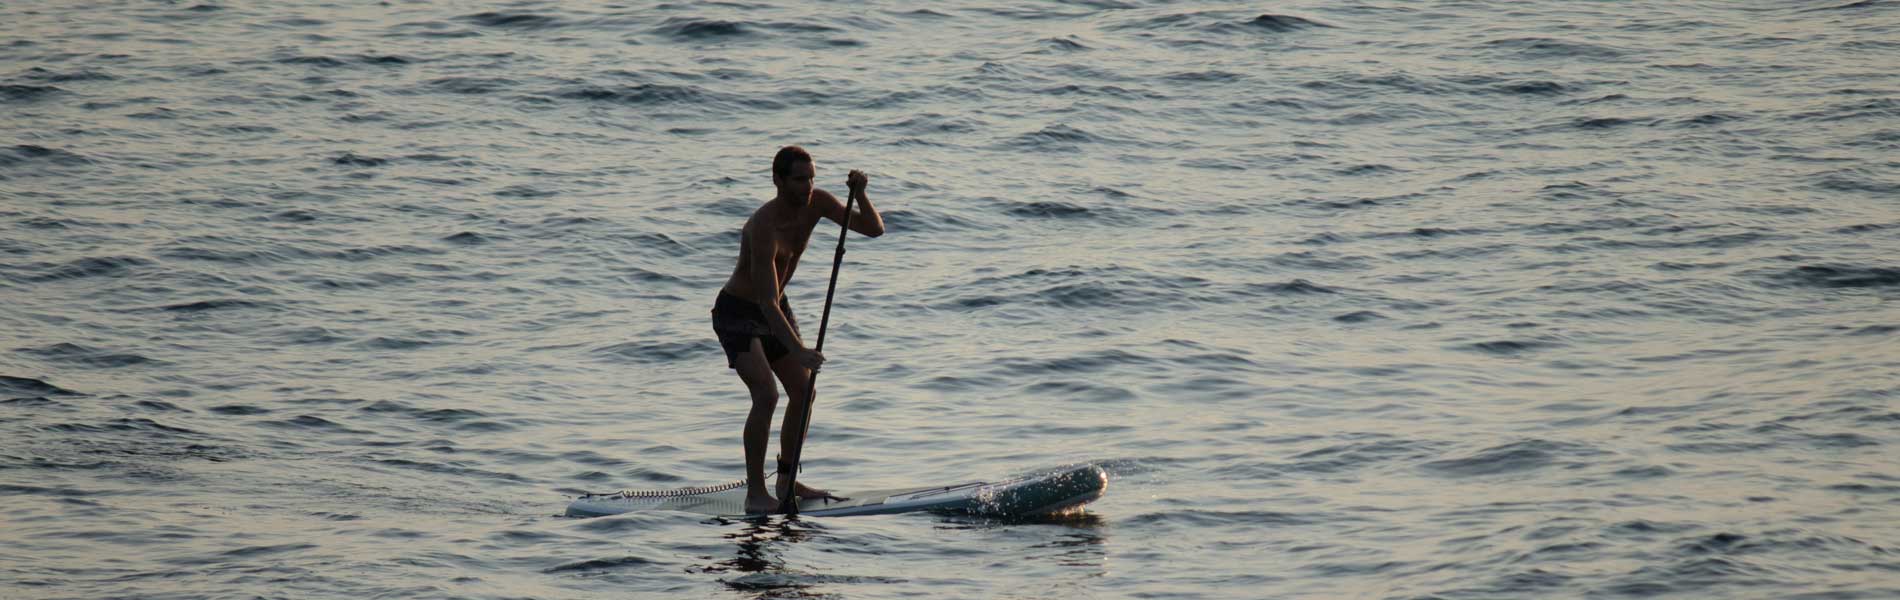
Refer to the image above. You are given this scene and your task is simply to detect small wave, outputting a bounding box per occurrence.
[1800,0,1884,12]
[333,152,387,167]
[1788,97,1900,122]
[1,144,93,168]
[424,76,516,95]
[0,84,63,103]
[1,375,80,398]
[1235,14,1335,33]
[1333,310,1387,323]
[1420,439,1599,477]
[151,299,272,313]
[1124,509,1317,528]
[1245,279,1338,295]
[656,17,755,40]
[1769,264,1900,289]
[594,340,707,364]
[46,418,199,436]
[16,67,115,82]
[462,12,561,29]
[1459,339,1563,356]
[1483,37,1625,60]
[556,83,719,106]
[1492,80,1572,95]
[16,343,160,368]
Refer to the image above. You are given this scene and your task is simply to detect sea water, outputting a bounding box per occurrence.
[3,1,1897,598]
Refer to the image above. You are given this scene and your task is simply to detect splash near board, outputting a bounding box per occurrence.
[566,464,1107,519]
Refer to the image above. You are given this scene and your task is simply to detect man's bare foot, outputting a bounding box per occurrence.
[793,481,847,502]
[744,493,779,515]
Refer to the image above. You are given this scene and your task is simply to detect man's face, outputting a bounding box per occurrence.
[776,160,815,205]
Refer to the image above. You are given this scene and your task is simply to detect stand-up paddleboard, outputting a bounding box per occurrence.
[566,464,1107,518]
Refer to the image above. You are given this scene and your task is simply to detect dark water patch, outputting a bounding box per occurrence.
[1165,70,1244,83]
[277,55,347,68]
[359,337,433,351]
[556,83,720,106]
[1844,324,1896,336]
[1,375,80,398]
[2,145,94,168]
[1767,264,1900,289]
[1679,112,1746,127]
[990,349,1157,376]
[1333,163,1399,176]
[443,231,495,245]
[1484,37,1626,61]
[1001,124,1113,152]
[0,84,63,103]
[278,327,348,345]
[375,458,526,483]
[1801,0,1887,12]
[656,17,756,40]
[1788,97,1900,122]
[143,299,272,313]
[1814,172,1900,195]
[15,67,115,83]
[1228,14,1334,33]
[1124,509,1317,528]
[494,184,554,198]
[616,267,687,286]
[258,415,363,433]
[333,152,387,167]
[1333,310,1386,323]
[46,418,200,436]
[1038,36,1091,52]
[208,404,270,416]
[424,76,516,95]
[1458,339,1564,356]
[1243,279,1338,295]
[595,340,707,364]
[1830,222,1898,235]
[1023,380,1135,403]
[1490,80,1573,96]
[1421,439,1600,477]
[1289,439,1444,475]
[1002,200,1096,220]
[462,12,561,29]
[16,343,159,368]
[1828,483,1900,494]
[876,112,984,135]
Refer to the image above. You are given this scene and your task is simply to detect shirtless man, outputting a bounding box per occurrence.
[711,145,885,514]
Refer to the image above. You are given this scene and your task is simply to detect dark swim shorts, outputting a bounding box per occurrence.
[711,290,798,369]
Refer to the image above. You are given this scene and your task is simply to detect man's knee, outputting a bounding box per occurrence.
[749,386,778,408]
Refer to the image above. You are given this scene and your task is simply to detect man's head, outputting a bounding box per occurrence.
[772,145,815,205]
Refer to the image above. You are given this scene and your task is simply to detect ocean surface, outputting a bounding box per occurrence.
[4,0,1898,598]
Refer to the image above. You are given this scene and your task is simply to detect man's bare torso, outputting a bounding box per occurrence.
[722,195,825,303]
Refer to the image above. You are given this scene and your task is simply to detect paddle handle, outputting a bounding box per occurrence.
[782,187,856,515]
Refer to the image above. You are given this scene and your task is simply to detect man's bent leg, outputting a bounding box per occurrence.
[734,338,781,514]
[769,353,843,502]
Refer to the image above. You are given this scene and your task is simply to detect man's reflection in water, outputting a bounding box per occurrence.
[691,511,1109,597]
[689,517,826,597]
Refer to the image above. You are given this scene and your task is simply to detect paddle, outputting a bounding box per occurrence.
[781,182,858,515]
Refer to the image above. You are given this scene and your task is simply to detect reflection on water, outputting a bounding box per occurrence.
[692,517,826,597]
[690,513,1113,597]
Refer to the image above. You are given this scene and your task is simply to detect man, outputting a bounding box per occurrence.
[711,145,885,514]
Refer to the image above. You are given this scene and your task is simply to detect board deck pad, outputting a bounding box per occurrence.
[566,464,1108,519]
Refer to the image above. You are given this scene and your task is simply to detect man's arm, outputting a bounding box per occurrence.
[747,227,822,368]
[816,170,883,238]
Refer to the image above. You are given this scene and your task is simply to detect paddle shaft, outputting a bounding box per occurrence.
[782,188,856,515]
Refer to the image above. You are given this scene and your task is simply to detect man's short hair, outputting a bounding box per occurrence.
[772,145,812,179]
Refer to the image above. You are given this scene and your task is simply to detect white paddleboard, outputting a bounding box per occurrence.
[566,464,1107,518]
